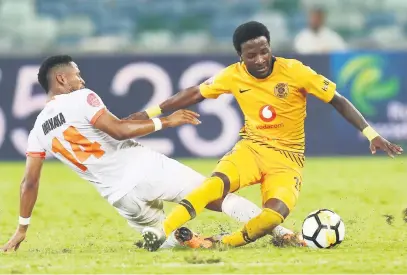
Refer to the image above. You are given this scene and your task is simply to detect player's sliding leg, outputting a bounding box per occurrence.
[112,188,207,250]
[112,191,183,249]
[143,172,230,251]
[162,162,240,238]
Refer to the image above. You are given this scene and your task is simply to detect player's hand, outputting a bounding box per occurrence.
[370,136,403,158]
[1,227,27,252]
[165,110,201,127]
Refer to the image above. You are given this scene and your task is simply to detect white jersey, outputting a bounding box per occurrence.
[27,88,140,202]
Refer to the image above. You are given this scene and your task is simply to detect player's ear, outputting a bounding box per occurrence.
[55,73,67,86]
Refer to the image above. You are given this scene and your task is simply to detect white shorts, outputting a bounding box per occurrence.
[111,145,206,232]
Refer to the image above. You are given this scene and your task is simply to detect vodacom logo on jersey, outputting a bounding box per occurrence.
[259,105,276,122]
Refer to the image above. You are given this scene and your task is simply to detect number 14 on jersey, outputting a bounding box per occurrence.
[52,126,105,171]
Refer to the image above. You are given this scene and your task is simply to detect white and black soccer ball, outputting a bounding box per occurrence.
[302,209,345,249]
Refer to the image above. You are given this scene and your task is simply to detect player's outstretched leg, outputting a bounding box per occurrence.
[143,164,239,252]
[142,177,226,252]
[220,198,291,247]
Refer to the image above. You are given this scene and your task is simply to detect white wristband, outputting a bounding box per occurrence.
[152,118,162,131]
[19,216,30,225]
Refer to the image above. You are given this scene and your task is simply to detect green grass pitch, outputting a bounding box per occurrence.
[1,157,406,273]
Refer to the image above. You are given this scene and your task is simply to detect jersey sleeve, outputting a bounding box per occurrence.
[81,90,107,124]
[26,130,46,158]
[296,62,336,103]
[199,68,232,99]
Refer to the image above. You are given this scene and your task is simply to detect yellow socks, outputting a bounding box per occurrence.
[222,208,284,247]
[163,176,224,236]
[221,231,246,247]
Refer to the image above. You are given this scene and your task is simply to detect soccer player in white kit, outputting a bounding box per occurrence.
[2,55,295,252]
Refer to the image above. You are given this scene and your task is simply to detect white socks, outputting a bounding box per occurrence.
[160,231,180,249]
[221,193,293,236]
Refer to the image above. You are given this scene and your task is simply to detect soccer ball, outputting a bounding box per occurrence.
[302,209,345,249]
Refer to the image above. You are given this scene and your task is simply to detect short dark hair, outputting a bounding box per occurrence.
[38,55,73,93]
[233,21,270,54]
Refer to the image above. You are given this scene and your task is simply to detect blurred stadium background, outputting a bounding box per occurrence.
[0,0,406,159]
[1,0,407,54]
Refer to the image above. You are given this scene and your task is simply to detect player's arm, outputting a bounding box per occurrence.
[329,92,369,132]
[82,90,200,140]
[124,86,204,120]
[134,70,231,119]
[94,109,200,141]
[329,92,403,157]
[2,156,44,252]
[298,62,403,157]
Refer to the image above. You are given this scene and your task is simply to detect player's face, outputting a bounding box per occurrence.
[68,62,86,91]
[240,36,272,79]
[61,62,86,92]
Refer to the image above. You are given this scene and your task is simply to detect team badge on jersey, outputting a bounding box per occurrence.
[274,83,289,98]
[87,93,101,107]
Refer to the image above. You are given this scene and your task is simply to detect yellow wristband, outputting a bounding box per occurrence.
[145,105,162,118]
[362,126,379,141]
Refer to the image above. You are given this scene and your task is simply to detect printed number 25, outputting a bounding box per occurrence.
[52,126,105,171]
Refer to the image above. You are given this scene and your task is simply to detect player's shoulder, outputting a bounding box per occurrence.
[275,57,312,77]
[69,88,99,100]
[275,57,305,69]
[65,88,104,107]
[217,62,241,77]
[203,62,240,85]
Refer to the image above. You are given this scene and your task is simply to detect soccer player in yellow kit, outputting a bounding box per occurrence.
[136,21,403,251]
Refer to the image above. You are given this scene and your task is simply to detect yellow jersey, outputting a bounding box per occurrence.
[199,57,336,154]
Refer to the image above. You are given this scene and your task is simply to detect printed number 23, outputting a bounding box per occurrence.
[52,126,105,171]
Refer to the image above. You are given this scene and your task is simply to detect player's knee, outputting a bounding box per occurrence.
[211,161,240,195]
[179,176,226,218]
[211,172,231,197]
[264,198,291,219]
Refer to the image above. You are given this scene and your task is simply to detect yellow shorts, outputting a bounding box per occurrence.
[214,139,304,211]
